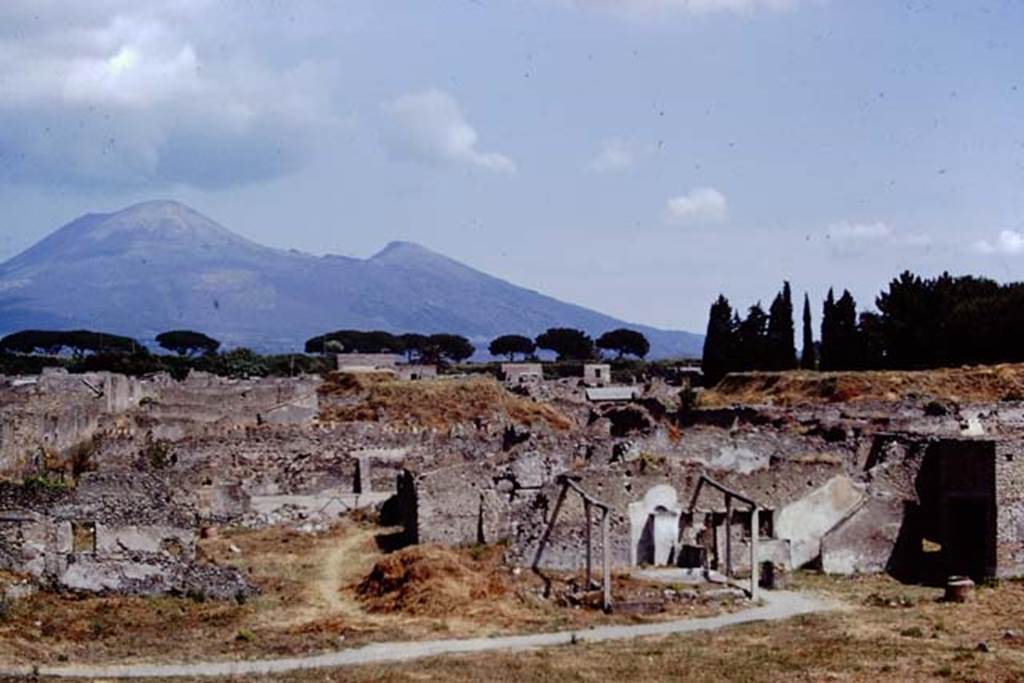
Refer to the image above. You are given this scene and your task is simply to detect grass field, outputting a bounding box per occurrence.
[196,573,1024,683]
[0,521,737,669]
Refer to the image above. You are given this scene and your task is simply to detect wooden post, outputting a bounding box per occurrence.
[750,506,759,601]
[531,481,569,571]
[724,494,733,580]
[601,507,611,612]
[584,500,593,589]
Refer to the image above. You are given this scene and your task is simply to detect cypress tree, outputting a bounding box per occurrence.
[701,295,737,386]
[800,293,816,369]
[737,303,769,371]
[834,290,859,369]
[766,281,796,370]
[820,288,836,371]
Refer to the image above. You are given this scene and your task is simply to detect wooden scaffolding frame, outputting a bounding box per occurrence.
[532,474,614,611]
[688,474,761,600]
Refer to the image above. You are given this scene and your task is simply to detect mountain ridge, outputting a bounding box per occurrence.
[0,201,704,357]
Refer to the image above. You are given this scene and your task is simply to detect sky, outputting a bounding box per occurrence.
[1,0,1023,334]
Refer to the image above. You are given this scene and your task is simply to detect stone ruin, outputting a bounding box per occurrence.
[583,363,611,388]
[335,353,437,381]
[2,363,1024,603]
[0,472,253,599]
[501,363,543,386]
[398,395,1024,590]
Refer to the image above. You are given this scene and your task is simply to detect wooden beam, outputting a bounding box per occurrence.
[601,507,612,612]
[750,506,760,601]
[531,481,570,572]
[724,494,733,579]
[584,500,593,588]
[689,474,758,511]
[560,476,611,511]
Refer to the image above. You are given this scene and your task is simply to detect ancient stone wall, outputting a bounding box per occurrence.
[995,438,1024,577]
[411,451,573,547]
[0,371,148,479]
[145,372,320,427]
[0,471,255,598]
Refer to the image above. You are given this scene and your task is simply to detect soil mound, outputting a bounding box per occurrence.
[356,545,509,617]
[700,364,1024,407]
[322,376,573,431]
[318,371,394,396]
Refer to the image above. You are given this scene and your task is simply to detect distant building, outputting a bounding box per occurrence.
[583,363,612,387]
[395,365,438,381]
[335,354,401,373]
[336,353,437,380]
[501,363,543,385]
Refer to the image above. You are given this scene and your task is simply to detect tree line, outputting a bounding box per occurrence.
[0,329,219,358]
[0,329,331,380]
[702,270,1024,385]
[304,330,475,364]
[489,327,649,361]
[305,326,650,363]
[702,282,799,385]
[1,324,652,367]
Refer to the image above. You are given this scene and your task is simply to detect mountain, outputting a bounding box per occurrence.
[0,201,703,357]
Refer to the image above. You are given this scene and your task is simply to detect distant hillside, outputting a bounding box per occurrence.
[0,201,704,357]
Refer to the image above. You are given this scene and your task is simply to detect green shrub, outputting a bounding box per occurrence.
[142,440,175,469]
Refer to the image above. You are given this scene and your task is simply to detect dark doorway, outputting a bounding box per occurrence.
[887,439,998,585]
[946,497,995,582]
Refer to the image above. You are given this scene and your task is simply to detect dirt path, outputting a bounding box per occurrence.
[263,525,379,629]
[313,528,371,616]
[4,591,837,680]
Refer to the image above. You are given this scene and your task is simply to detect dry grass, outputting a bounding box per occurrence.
[197,573,1024,683]
[357,544,511,617]
[1,523,735,670]
[0,581,253,666]
[31,564,1024,682]
[700,363,1024,407]
[320,376,574,431]
[318,371,395,397]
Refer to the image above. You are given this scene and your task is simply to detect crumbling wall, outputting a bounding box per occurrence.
[0,472,255,599]
[775,475,865,569]
[410,451,573,547]
[995,439,1024,578]
[145,373,321,428]
[820,497,905,574]
[500,456,846,572]
[0,371,148,478]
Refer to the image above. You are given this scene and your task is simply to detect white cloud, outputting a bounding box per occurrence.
[974,230,1024,255]
[825,221,931,258]
[588,138,651,172]
[0,2,335,189]
[575,0,799,15]
[664,187,728,225]
[381,90,516,174]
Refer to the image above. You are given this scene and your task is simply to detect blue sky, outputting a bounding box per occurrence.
[1,0,1022,333]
